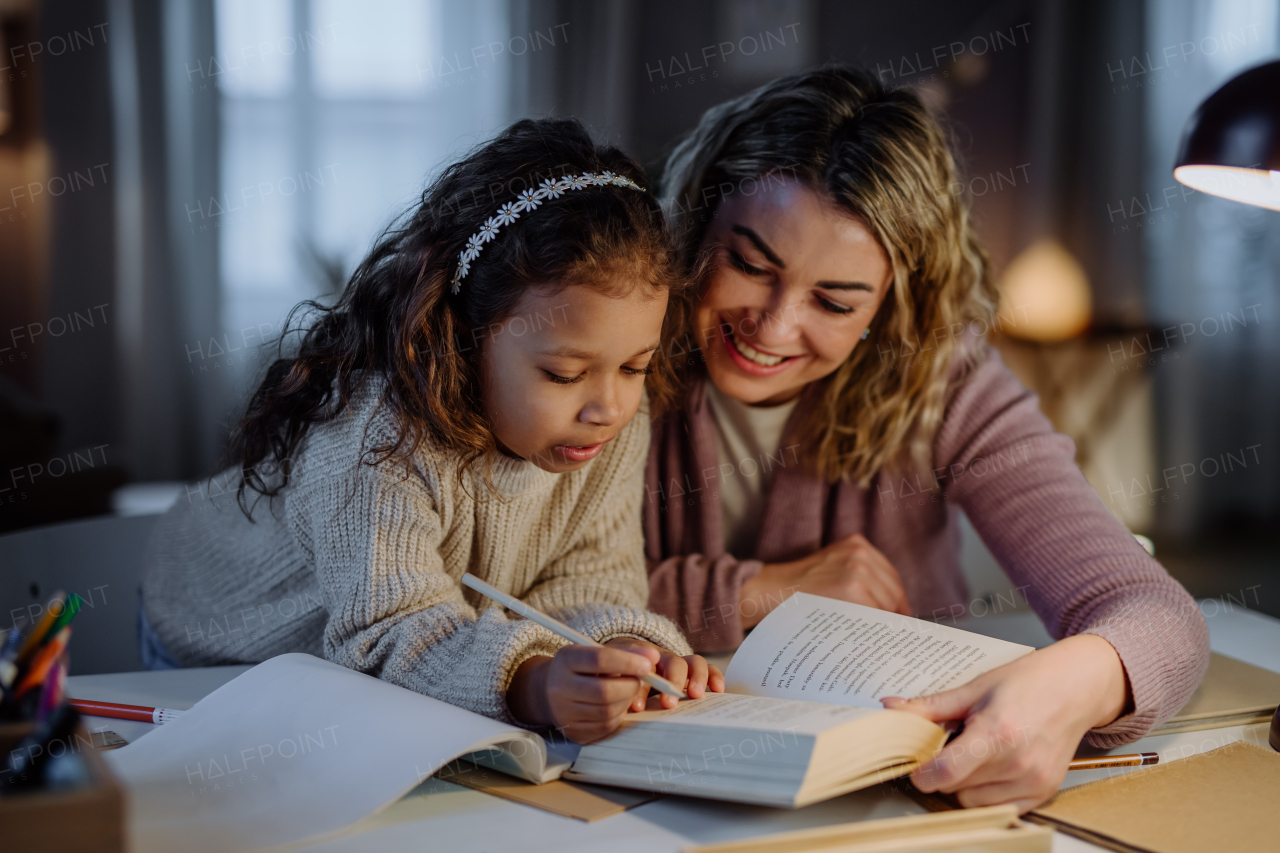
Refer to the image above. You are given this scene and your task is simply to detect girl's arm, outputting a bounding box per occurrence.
[286,454,565,725]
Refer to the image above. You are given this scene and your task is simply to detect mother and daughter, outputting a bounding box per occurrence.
[141,67,1208,812]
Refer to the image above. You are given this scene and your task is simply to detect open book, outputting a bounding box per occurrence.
[563,593,1033,807]
[104,597,1031,851]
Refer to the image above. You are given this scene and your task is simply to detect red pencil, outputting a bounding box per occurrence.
[69,699,185,724]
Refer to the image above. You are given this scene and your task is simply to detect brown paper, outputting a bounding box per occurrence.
[1030,740,1280,853]
[442,760,659,822]
[683,805,1052,853]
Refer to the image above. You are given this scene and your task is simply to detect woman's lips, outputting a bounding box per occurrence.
[555,441,608,462]
[719,323,802,377]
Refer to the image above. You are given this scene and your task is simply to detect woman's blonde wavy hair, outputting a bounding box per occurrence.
[661,66,998,487]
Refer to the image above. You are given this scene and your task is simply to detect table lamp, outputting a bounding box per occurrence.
[1175,59,1280,750]
[1173,59,1280,211]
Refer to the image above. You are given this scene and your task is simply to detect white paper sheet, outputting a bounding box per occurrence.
[104,654,546,853]
[726,593,1032,708]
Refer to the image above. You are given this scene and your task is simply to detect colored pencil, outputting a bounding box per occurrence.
[16,591,65,663]
[44,592,84,637]
[68,699,185,725]
[15,627,72,698]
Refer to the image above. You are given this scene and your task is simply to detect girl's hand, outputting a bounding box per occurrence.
[741,534,911,628]
[881,634,1132,814]
[603,637,725,710]
[507,644,658,744]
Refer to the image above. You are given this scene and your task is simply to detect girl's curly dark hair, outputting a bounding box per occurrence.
[228,118,685,511]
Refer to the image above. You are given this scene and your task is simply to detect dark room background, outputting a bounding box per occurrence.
[2,0,1278,623]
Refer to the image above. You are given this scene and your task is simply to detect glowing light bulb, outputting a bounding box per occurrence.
[997,238,1092,343]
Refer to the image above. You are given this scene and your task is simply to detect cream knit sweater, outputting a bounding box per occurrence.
[141,380,691,724]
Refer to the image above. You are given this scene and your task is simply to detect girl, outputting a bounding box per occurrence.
[645,68,1208,809]
[139,118,721,743]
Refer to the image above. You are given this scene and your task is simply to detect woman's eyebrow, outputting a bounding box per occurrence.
[730,224,786,268]
[816,280,875,293]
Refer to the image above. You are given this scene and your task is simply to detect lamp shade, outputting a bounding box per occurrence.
[1173,60,1280,211]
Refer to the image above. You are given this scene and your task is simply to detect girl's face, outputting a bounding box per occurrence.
[483,283,668,473]
[696,177,893,406]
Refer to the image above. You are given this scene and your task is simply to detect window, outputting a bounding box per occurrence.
[214,0,515,369]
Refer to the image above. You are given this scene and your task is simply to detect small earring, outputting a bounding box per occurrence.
[861,328,870,340]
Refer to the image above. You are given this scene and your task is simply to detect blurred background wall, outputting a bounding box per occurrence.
[1,0,1277,617]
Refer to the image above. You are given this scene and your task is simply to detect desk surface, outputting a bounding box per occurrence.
[66,603,1280,853]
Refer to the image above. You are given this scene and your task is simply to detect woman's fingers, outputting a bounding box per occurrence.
[707,664,725,693]
[852,544,911,614]
[907,727,993,794]
[952,779,1052,815]
[882,679,983,724]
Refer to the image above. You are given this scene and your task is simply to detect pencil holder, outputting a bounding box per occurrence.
[0,720,124,853]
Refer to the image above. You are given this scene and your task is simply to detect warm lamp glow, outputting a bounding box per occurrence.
[997,238,1092,343]
[1173,165,1280,211]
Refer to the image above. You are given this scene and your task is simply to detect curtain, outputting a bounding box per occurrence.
[1143,0,1280,536]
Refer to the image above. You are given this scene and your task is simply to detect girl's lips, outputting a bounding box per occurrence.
[719,324,803,377]
[555,441,608,462]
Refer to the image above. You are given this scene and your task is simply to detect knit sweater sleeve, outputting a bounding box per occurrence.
[938,347,1209,747]
[284,441,563,725]
[523,410,694,658]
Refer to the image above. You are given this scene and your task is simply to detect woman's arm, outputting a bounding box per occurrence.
[939,347,1208,745]
[647,552,764,653]
[882,347,1209,812]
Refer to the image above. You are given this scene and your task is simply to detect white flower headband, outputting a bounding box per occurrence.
[451,171,646,294]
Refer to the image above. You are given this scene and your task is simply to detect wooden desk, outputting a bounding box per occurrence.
[65,603,1280,853]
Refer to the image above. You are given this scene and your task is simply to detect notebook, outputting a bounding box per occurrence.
[1148,652,1280,735]
[1029,739,1280,853]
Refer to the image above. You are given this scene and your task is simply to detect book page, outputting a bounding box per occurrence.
[726,593,1032,708]
[625,691,880,736]
[103,654,549,853]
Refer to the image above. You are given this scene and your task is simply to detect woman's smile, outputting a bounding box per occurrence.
[719,321,804,377]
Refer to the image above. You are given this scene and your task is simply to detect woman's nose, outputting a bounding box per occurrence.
[748,285,805,345]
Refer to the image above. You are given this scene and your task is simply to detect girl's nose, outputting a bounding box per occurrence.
[579,384,622,427]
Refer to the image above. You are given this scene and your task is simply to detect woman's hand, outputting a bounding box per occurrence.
[506,640,724,744]
[881,634,1133,813]
[603,637,725,710]
[740,534,911,628]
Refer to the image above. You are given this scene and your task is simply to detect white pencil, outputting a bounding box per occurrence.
[461,573,689,700]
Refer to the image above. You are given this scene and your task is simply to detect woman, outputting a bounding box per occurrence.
[644,67,1208,812]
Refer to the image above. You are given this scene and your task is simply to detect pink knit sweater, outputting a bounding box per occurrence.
[644,345,1209,746]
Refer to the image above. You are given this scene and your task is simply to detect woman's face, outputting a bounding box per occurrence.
[695,177,893,406]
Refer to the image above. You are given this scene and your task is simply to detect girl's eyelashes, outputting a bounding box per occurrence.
[543,365,652,384]
[542,369,583,385]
